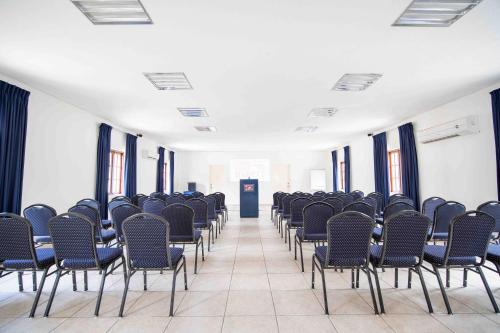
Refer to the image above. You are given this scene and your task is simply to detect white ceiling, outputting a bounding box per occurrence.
[0,0,499,151]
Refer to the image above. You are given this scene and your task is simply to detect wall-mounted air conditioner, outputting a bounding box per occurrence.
[418,116,479,144]
[141,149,158,160]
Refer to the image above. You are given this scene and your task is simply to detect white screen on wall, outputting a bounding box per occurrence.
[310,169,326,191]
[230,159,270,182]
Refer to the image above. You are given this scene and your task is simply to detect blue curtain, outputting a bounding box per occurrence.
[124,134,137,198]
[0,81,30,214]
[373,132,389,205]
[398,122,420,210]
[344,146,351,193]
[95,123,112,219]
[156,147,165,192]
[169,151,175,194]
[331,150,338,192]
[491,88,500,200]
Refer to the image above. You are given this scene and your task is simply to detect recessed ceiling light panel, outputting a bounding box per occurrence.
[71,0,153,25]
[309,107,338,118]
[295,126,318,133]
[178,108,209,117]
[195,126,217,132]
[332,74,382,91]
[144,73,193,90]
[393,0,483,27]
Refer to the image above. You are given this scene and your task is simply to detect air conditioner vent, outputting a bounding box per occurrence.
[144,72,192,90]
[71,0,153,25]
[195,126,217,132]
[418,116,479,144]
[178,108,208,117]
[309,107,338,118]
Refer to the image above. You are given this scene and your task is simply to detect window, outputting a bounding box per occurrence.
[163,162,169,193]
[108,150,124,194]
[388,149,402,194]
[340,161,345,191]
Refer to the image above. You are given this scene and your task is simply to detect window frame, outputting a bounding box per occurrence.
[340,161,345,191]
[108,150,124,195]
[388,149,402,194]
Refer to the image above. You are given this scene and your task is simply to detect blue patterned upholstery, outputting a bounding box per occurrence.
[204,195,217,220]
[366,192,383,215]
[289,197,312,226]
[108,198,130,215]
[372,227,383,242]
[23,204,56,241]
[3,248,55,269]
[63,248,123,269]
[161,204,197,243]
[422,197,446,221]
[370,245,417,266]
[295,228,326,241]
[431,201,465,240]
[282,194,297,218]
[143,198,166,217]
[300,202,335,241]
[0,213,37,264]
[101,220,112,229]
[170,229,202,242]
[343,201,375,219]
[349,190,364,201]
[388,194,408,204]
[166,195,185,206]
[322,197,343,215]
[77,198,99,211]
[487,245,500,264]
[100,229,116,242]
[383,202,415,221]
[315,246,367,267]
[111,203,142,242]
[424,245,476,266]
[150,192,167,201]
[477,201,500,233]
[68,204,115,243]
[310,195,324,202]
[185,198,209,227]
[133,194,148,209]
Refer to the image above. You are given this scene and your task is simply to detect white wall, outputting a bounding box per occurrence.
[175,151,331,206]
[0,73,163,214]
[340,83,499,209]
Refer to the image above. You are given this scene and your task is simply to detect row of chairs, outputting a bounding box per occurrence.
[271,190,500,315]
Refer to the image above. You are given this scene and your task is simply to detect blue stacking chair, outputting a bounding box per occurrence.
[311,211,378,315]
[161,204,204,274]
[367,192,384,217]
[214,192,228,224]
[477,201,500,241]
[192,191,204,198]
[422,197,446,221]
[274,193,287,227]
[68,205,116,246]
[310,195,325,202]
[279,194,297,237]
[322,197,343,215]
[131,194,148,209]
[349,190,364,201]
[388,193,408,204]
[0,213,56,317]
[44,213,126,317]
[186,198,214,250]
[205,195,221,237]
[423,211,499,314]
[294,202,335,272]
[486,244,500,277]
[271,192,282,222]
[166,195,185,206]
[119,213,187,317]
[77,198,112,229]
[111,196,131,202]
[143,197,166,216]
[286,197,313,250]
[108,197,130,217]
[111,203,142,245]
[313,191,326,196]
[372,201,415,243]
[23,204,57,245]
[213,193,224,227]
[343,201,376,219]
[338,193,354,207]
[430,201,465,241]
[150,192,167,201]
[370,211,433,313]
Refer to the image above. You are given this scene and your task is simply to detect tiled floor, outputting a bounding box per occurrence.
[0,211,499,332]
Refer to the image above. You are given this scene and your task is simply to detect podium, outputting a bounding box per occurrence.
[240,179,258,218]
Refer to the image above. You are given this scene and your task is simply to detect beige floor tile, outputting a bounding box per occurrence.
[175,291,227,316]
[272,290,324,315]
[329,314,393,333]
[225,290,275,316]
[0,317,65,333]
[124,291,185,317]
[222,316,278,333]
[108,316,171,333]
[433,314,500,333]
[230,274,270,290]
[382,314,452,333]
[166,316,223,333]
[314,289,376,315]
[189,273,232,291]
[266,260,301,273]
[268,273,309,290]
[277,315,337,333]
[51,317,118,333]
[233,260,267,274]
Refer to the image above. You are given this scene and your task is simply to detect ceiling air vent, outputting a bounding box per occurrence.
[393,0,483,27]
[195,126,217,132]
[309,107,338,118]
[332,74,382,91]
[71,0,153,25]
[178,108,208,117]
[295,126,318,133]
[144,72,193,90]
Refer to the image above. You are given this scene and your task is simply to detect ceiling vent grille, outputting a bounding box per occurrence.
[144,72,193,90]
[71,0,153,25]
[332,74,382,91]
[195,126,217,132]
[295,126,318,133]
[178,108,208,117]
[393,0,483,27]
[309,107,338,118]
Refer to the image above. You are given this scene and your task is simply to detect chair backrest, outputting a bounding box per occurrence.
[383,202,415,220]
[213,193,222,211]
[290,197,313,223]
[310,195,325,202]
[150,192,166,201]
[390,197,415,207]
[366,192,383,215]
[122,213,173,269]
[322,197,343,215]
[185,198,208,224]
[337,193,353,207]
[302,202,335,237]
[343,201,375,219]
[68,204,102,238]
[445,211,495,265]
[388,193,408,204]
[76,198,100,211]
[477,201,500,233]
[422,197,446,221]
[143,198,167,216]
[433,201,466,235]
[278,193,288,211]
[214,192,226,207]
[23,204,57,237]
[192,191,204,198]
[325,211,374,267]
[358,197,378,213]
[380,211,431,266]
[111,203,142,242]
[349,190,364,201]
[302,192,313,197]
[108,198,130,215]
[204,195,217,218]
[131,194,147,207]
[272,192,282,206]
[282,194,297,216]
[324,192,338,198]
[161,204,195,241]
[313,191,326,196]
[166,195,186,206]
[0,213,36,264]
[112,196,131,202]
[172,192,183,196]
[49,213,98,268]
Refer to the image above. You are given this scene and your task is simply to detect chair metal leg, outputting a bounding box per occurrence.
[170,264,178,316]
[299,240,304,272]
[408,268,412,289]
[311,255,315,289]
[72,271,77,291]
[416,266,433,313]
[84,270,88,291]
[211,225,215,244]
[288,227,292,251]
[432,265,452,314]
[95,266,109,316]
[44,269,62,317]
[32,269,37,292]
[356,269,360,288]
[395,268,398,288]
[122,256,127,283]
[183,256,188,290]
[18,272,23,292]
[284,225,288,244]
[372,264,385,313]
[294,235,297,260]
[463,268,468,287]
[201,237,205,260]
[29,268,48,317]
[477,267,499,313]
[365,267,379,315]
[119,271,132,317]
[320,266,329,315]
[143,270,147,291]
[351,269,355,289]
[195,241,199,274]
[446,268,450,288]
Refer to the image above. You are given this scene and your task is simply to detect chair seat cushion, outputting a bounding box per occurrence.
[370,244,417,267]
[34,235,52,244]
[194,221,211,229]
[63,248,123,269]
[296,228,327,241]
[130,247,184,268]
[2,248,55,269]
[315,246,367,267]
[97,229,116,243]
[170,230,202,243]
[208,214,217,221]
[287,221,303,227]
[424,245,476,266]
[375,217,384,225]
[432,232,448,240]
[487,244,500,264]
[372,227,383,242]
[101,219,112,229]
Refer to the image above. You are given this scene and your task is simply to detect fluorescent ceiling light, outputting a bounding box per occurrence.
[195,126,217,132]
[332,73,382,91]
[295,126,318,133]
[309,107,338,118]
[71,0,153,25]
[144,73,193,90]
[178,108,209,117]
[393,0,483,27]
